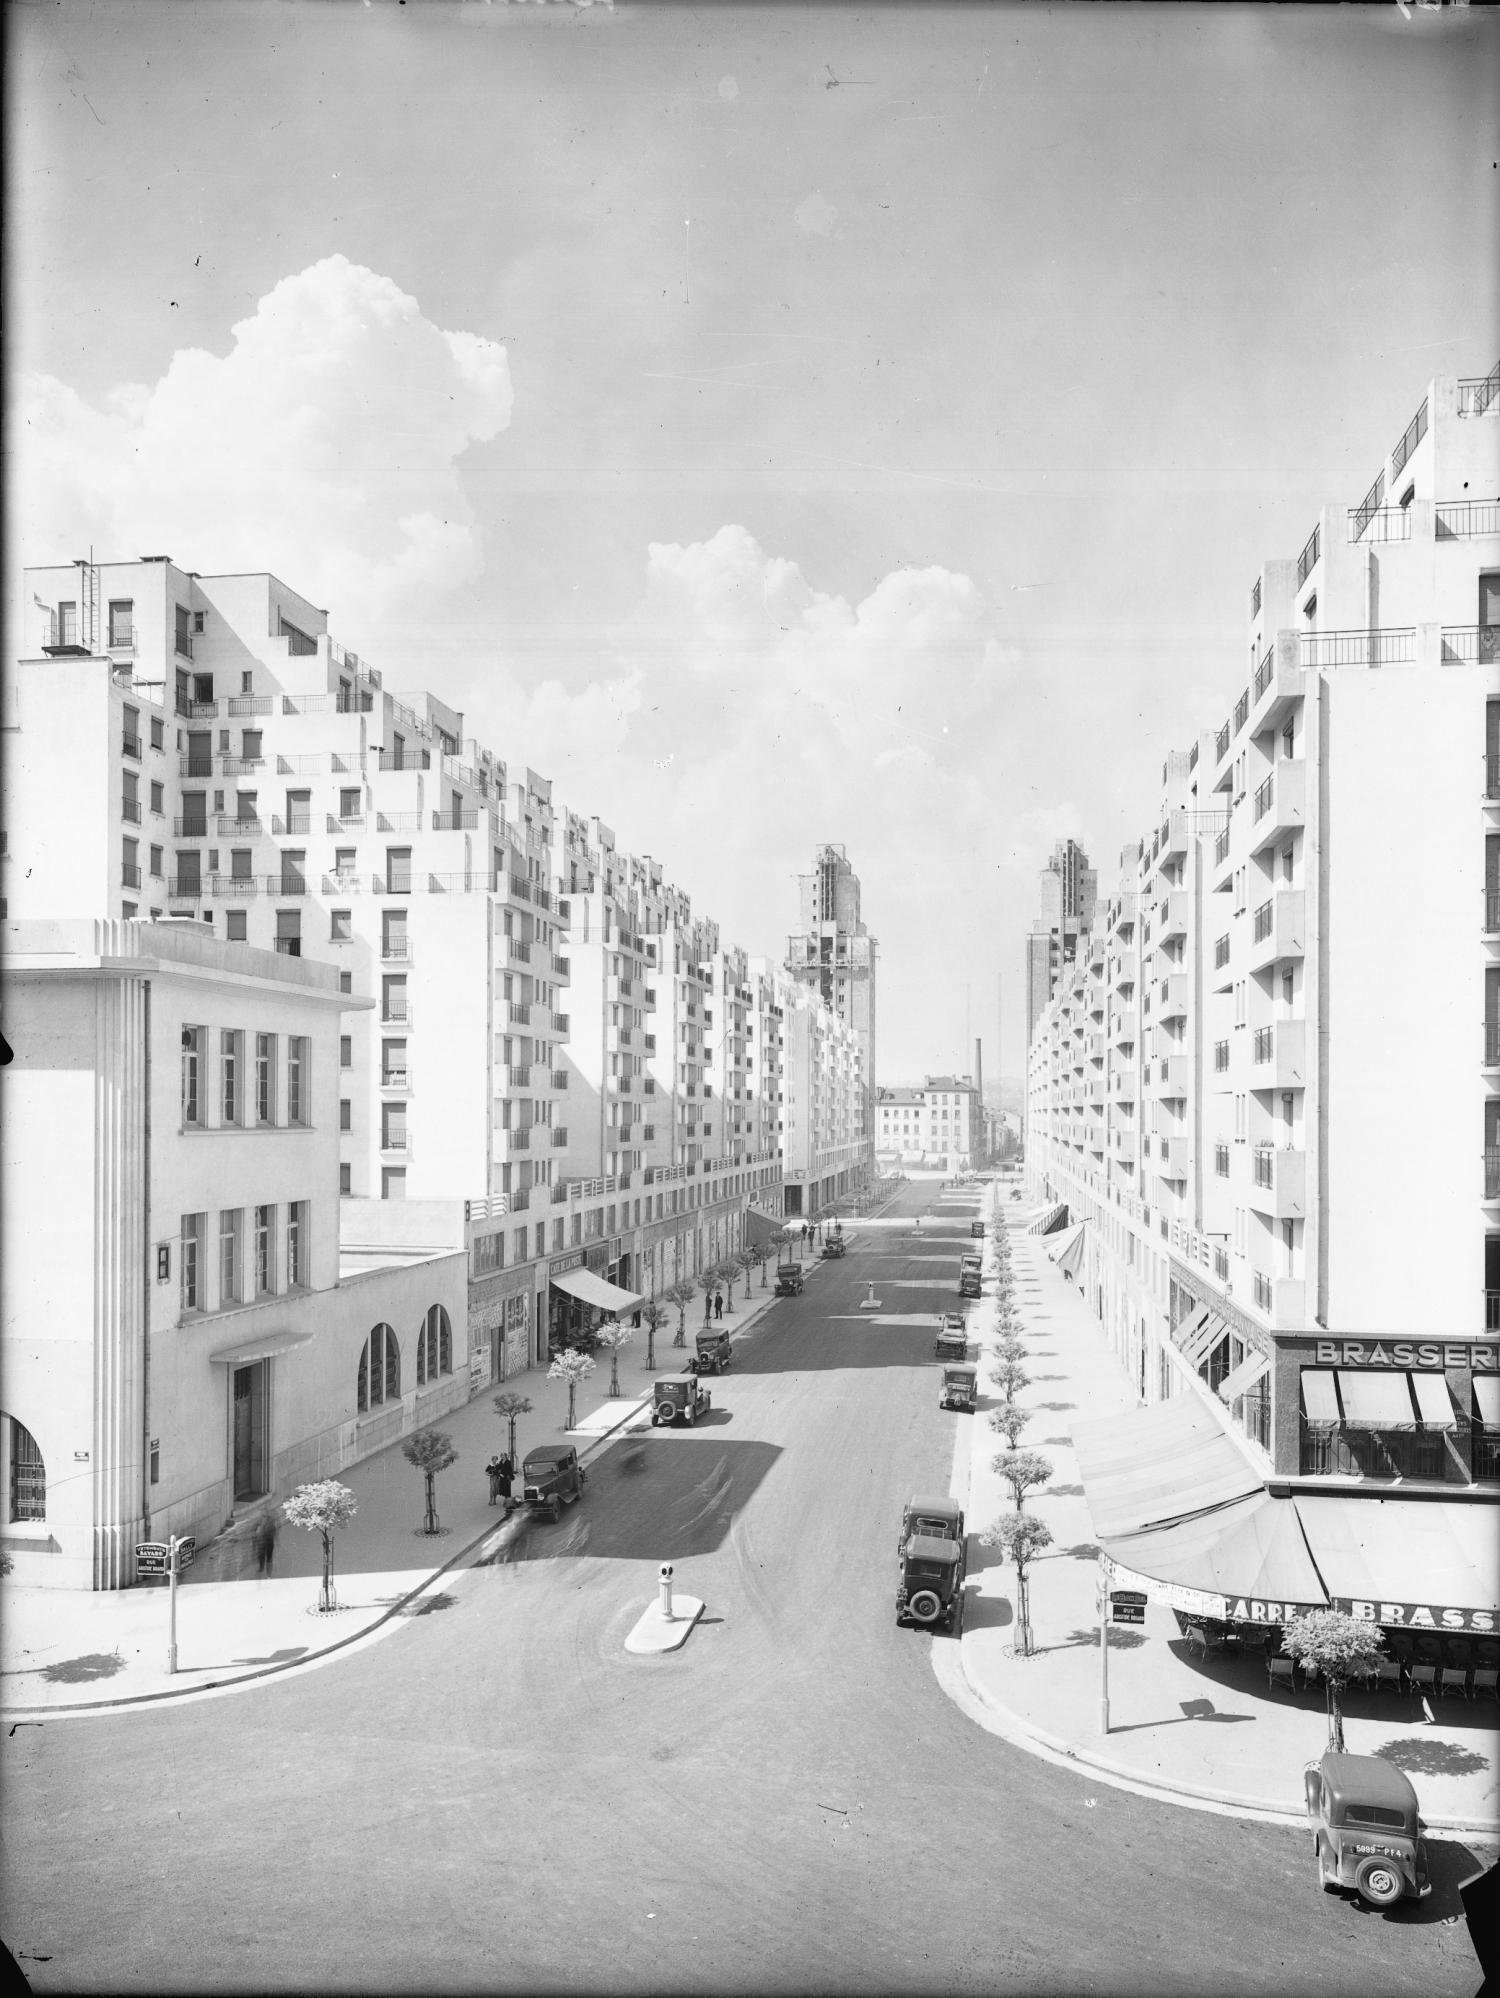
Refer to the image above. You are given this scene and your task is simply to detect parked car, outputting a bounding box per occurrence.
[821,1236,847,1259]
[1305,1752,1430,1908]
[897,1530,965,1631]
[652,1373,712,1426]
[934,1313,968,1361]
[959,1254,983,1298]
[969,1220,985,1239]
[691,1326,733,1375]
[520,1444,587,1522]
[940,1363,978,1412]
[898,1494,966,1566]
[774,1262,805,1296]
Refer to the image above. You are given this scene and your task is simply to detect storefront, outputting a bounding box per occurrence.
[1278,1335,1500,1485]
[546,1249,642,1357]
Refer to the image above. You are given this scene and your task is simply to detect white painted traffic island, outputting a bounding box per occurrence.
[859,1280,883,1310]
[625,1595,704,1654]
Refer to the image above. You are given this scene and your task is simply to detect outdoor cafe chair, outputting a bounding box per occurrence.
[1409,1662,1439,1697]
[1437,1666,1470,1699]
[1267,1654,1297,1694]
[1472,1667,1499,1701]
[1375,1659,1405,1695]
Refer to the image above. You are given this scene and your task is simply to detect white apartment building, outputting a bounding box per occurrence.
[786,843,878,1142]
[1026,360,1500,1522]
[876,1075,985,1170]
[0,918,466,1588]
[774,973,868,1217]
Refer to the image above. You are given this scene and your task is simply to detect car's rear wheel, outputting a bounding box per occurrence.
[1355,1858,1404,1909]
[1317,1842,1340,1893]
[907,1589,943,1624]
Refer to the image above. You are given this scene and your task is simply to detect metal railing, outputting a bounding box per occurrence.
[1346,504,1410,544]
[432,810,478,830]
[1296,523,1321,588]
[1214,1040,1229,1072]
[276,754,323,776]
[382,1068,409,1088]
[1488,891,1500,934]
[1436,499,1500,538]
[378,750,431,771]
[1214,827,1230,866]
[1390,398,1428,480]
[1253,650,1275,701]
[506,1066,531,1087]
[122,732,141,759]
[551,1072,568,1090]
[173,818,209,839]
[228,695,273,715]
[1233,689,1249,734]
[166,876,201,898]
[1252,1148,1274,1189]
[1214,1144,1229,1177]
[1350,468,1386,541]
[1253,776,1274,821]
[1252,1026,1274,1063]
[1486,1150,1500,1201]
[220,815,262,836]
[1298,627,1415,668]
[1215,722,1230,764]
[381,939,410,960]
[1250,576,1261,617]
[1458,364,1499,417]
[272,814,311,836]
[209,876,258,897]
[269,875,308,896]
[1253,901,1274,943]
[1442,626,1498,665]
[1488,1022,1500,1067]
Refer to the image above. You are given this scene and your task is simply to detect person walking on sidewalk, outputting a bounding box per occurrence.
[496,1453,514,1511]
[714,1290,724,1322]
[485,1455,504,1505]
[253,1509,279,1576]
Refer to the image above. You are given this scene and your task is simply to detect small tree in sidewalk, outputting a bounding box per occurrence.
[283,1479,357,1613]
[402,1429,458,1536]
[1282,1609,1386,1752]
[594,1321,633,1396]
[988,1402,1032,1449]
[640,1300,667,1371]
[734,1246,757,1302]
[697,1268,720,1323]
[492,1392,533,1466]
[989,1356,1030,1403]
[548,1347,595,1430]
[992,1449,1054,1512]
[664,1279,697,1347]
[981,1511,1052,1658]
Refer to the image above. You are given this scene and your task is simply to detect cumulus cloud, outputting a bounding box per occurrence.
[15,255,511,622]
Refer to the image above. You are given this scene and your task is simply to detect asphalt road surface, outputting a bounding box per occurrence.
[1,1185,1486,1995]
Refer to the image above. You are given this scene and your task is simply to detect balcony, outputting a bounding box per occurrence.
[218,815,263,838]
[509,1003,532,1027]
[1297,627,1414,670]
[121,797,142,825]
[550,1071,569,1090]
[122,731,141,759]
[608,1075,634,1095]
[1484,1148,1500,1202]
[1458,364,1499,417]
[1247,1145,1306,1218]
[552,954,570,979]
[506,1066,532,1088]
[1486,1022,1500,1071]
[1110,1010,1138,1047]
[1157,891,1189,941]
[507,1129,531,1151]
[328,813,366,833]
[209,874,259,898]
[381,1130,410,1154]
[1248,889,1305,971]
[381,1067,410,1090]
[266,875,308,897]
[1248,760,1306,855]
[1442,626,1500,667]
[173,818,210,840]
[1145,1055,1188,1099]
[272,814,312,837]
[1249,1018,1306,1090]
[1157,974,1188,1020]
[166,876,202,900]
[228,694,273,715]
[1085,1033,1105,1062]
[1152,1133,1188,1180]
[508,1187,531,1213]
[378,749,431,771]
[432,809,479,831]
[551,1127,568,1147]
[506,939,532,965]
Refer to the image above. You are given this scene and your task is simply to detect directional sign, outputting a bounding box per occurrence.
[1111,1602,1146,1626]
[135,1542,170,1575]
[173,1536,196,1571]
[1110,1590,1148,1607]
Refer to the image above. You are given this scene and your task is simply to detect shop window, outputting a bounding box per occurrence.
[357,1324,400,1412]
[8,1418,46,1522]
[416,1304,453,1386]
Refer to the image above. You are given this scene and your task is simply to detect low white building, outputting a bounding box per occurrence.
[1,918,466,1588]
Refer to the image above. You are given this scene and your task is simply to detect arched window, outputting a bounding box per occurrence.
[416,1304,452,1387]
[357,1324,400,1413]
[8,1418,46,1522]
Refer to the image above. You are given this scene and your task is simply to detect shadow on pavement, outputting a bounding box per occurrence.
[39,1652,125,1684]
[731,1325,938,1375]
[1382,1839,1492,1927]
[1374,1736,1493,1777]
[504,1436,783,1563]
[962,1589,1014,1631]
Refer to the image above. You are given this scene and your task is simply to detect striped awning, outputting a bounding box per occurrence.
[1216,1348,1271,1404]
[1300,1368,1340,1426]
[1338,1370,1417,1431]
[1410,1372,1456,1431]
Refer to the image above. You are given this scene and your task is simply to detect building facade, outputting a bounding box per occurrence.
[1025,361,1500,1510]
[786,843,878,1144]
[875,1074,985,1170]
[1024,837,1098,1045]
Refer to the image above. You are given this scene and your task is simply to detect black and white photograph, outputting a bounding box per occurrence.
[2,1,1497,1991]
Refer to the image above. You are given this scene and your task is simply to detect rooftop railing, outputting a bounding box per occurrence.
[1349,467,1385,541]
[1390,397,1428,480]
[1346,505,1410,544]
[1458,363,1499,417]
[1436,499,1500,539]
[1296,523,1321,588]
[1297,627,1415,668]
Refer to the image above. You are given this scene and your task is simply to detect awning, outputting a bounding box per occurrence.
[1300,1368,1341,1425]
[1410,1372,1457,1431]
[1176,1305,1229,1370]
[1216,1348,1271,1404]
[1475,1374,1500,1428]
[549,1267,643,1313]
[1071,1397,1264,1540]
[1295,1496,1500,1620]
[208,1328,315,1365]
[1026,1202,1068,1236]
[1100,1489,1327,1613]
[1337,1370,1416,1430]
[1043,1222,1086,1275]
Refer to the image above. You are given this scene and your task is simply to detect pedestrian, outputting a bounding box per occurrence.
[252,1509,279,1576]
[485,1455,504,1505]
[496,1453,514,1510]
[714,1289,724,1321]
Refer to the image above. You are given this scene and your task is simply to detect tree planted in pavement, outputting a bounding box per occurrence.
[402,1428,458,1536]
[992,1448,1054,1511]
[593,1320,633,1396]
[548,1347,595,1430]
[989,1357,1030,1403]
[283,1479,357,1613]
[492,1391,533,1466]
[698,1267,721,1322]
[981,1510,1052,1657]
[734,1246,757,1301]
[988,1402,1032,1449]
[664,1279,697,1348]
[1282,1609,1387,1752]
[640,1300,667,1371]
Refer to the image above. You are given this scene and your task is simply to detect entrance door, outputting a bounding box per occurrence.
[232,1361,267,1499]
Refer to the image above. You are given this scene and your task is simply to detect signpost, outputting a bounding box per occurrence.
[1097,1569,1152,1734]
[1110,1590,1147,1627]
[137,1535,195,1672]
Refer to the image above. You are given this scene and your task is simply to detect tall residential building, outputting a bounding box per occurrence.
[786,843,878,1141]
[1025,360,1500,1552]
[1024,837,1098,1042]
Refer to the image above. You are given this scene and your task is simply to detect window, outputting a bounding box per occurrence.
[150,780,165,816]
[8,1419,45,1523]
[181,1026,205,1125]
[340,1097,352,1132]
[416,1304,453,1386]
[108,599,134,647]
[383,911,408,959]
[340,1035,352,1069]
[242,730,263,762]
[241,670,254,695]
[340,789,361,820]
[222,1030,242,1124]
[226,911,248,942]
[230,849,252,881]
[275,909,302,957]
[219,1209,242,1305]
[256,1035,275,1123]
[383,976,408,1023]
[331,909,352,942]
[254,1205,274,1294]
[150,845,164,879]
[386,847,412,894]
[288,1037,309,1125]
[150,715,165,752]
[286,1201,307,1288]
[357,1323,401,1412]
[382,1103,407,1150]
[175,604,192,657]
[339,971,352,995]
[382,1167,406,1200]
[181,1213,205,1310]
[383,1040,407,1086]
[57,600,78,646]
[339,1163,352,1195]
[279,614,317,656]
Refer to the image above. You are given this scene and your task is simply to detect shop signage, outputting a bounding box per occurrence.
[135,1542,170,1575]
[549,1252,584,1278]
[1222,1596,1322,1626]
[1339,1599,1496,1634]
[1311,1340,1498,1372]
[1099,1559,1225,1621]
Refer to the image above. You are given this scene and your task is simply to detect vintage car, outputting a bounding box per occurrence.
[821,1236,847,1259]
[774,1262,805,1297]
[1305,1752,1430,1908]
[520,1444,587,1522]
[897,1537,964,1630]
[934,1313,968,1361]
[652,1373,712,1426]
[959,1254,983,1299]
[970,1220,985,1239]
[940,1363,978,1412]
[898,1494,966,1568]
[690,1326,733,1376]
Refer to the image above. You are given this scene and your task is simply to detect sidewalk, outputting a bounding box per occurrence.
[0,1270,798,1718]
[948,1191,1500,1836]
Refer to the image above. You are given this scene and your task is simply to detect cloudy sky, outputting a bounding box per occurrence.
[10,0,1495,1080]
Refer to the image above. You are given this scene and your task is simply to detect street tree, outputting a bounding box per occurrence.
[640,1300,667,1371]
[492,1391,533,1465]
[734,1246,757,1301]
[716,1259,742,1314]
[402,1428,458,1536]
[664,1278,697,1347]
[981,1510,1052,1657]
[992,1448,1054,1511]
[988,1402,1032,1449]
[994,1333,1026,1364]
[989,1356,1030,1402]
[753,1244,770,1289]
[1282,1609,1387,1753]
[547,1347,595,1430]
[698,1267,721,1322]
[593,1321,633,1396]
[283,1479,357,1613]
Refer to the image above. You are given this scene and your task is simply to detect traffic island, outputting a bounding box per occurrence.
[625,1565,704,1654]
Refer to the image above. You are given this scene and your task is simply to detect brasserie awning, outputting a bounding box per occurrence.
[1300,1368,1341,1425]
[1475,1374,1500,1427]
[1027,1202,1068,1236]
[1295,1496,1500,1619]
[1216,1348,1271,1404]
[549,1267,643,1313]
[208,1328,315,1365]
[1337,1370,1417,1430]
[1101,1488,1326,1611]
[1072,1397,1263,1540]
[1410,1372,1457,1431]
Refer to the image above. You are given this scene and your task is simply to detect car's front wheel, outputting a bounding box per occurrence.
[1355,1858,1404,1909]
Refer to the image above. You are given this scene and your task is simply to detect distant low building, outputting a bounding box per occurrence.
[876,1075,983,1169]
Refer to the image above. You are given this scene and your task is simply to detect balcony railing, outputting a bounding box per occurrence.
[1436,499,1500,539]
[378,750,431,771]
[269,875,308,896]
[173,817,209,839]
[1486,1149,1500,1201]
[1441,626,1498,665]
[1233,689,1249,735]
[1487,890,1500,934]
[1252,1026,1274,1063]
[122,732,141,759]
[508,1129,531,1150]
[1458,364,1499,417]
[382,1129,410,1152]
[507,940,531,965]
[166,876,202,898]
[1487,1022,1500,1068]
[507,1066,531,1087]
[228,695,273,716]
[209,875,258,897]
[554,1012,571,1034]
[1215,722,1230,765]
[432,810,478,831]
[1252,1147,1274,1189]
[1250,576,1261,618]
[1348,504,1410,545]
[1214,1041,1229,1073]
[1253,776,1274,821]
[381,938,410,960]
[551,1072,568,1090]
[1296,523,1321,589]
[1297,627,1414,669]
[382,1068,409,1089]
[272,814,311,836]
[219,816,262,837]
[121,862,142,888]
[1349,468,1385,541]
[509,1003,532,1026]
[1390,397,1428,479]
[552,1128,568,1147]
[1252,650,1275,702]
[1253,901,1273,942]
